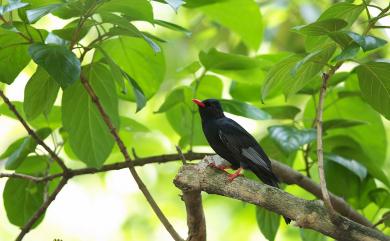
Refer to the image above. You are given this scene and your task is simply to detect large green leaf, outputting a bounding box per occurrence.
[0,1,29,15]
[95,37,165,100]
[323,118,367,133]
[219,99,271,120]
[28,43,80,89]
[0,101,61,129]
[197,0,263,49]
[356,62,390,120]
[262,45,335,100]
[300,229,326,241]
[261,55,302,100]
[325,153,361,199]
[268,125,316,153]
[229,81,261,102]
[199,48,260,70]
[0,30,31,84]
[156,86,192,113]
[52,18,94,41]
[324,153,367,181]
[256,207,280,241]
[62,63,119,168]
[345,32,387,52]
[3,178,45,227]
[23,67,59,120]
[293,18,347,36]
[261,106,301,120]
[369,188,390,209]
[26,3,63,23]
[260,136,296,167]
[1,128,51,170]
[97,0,153,22]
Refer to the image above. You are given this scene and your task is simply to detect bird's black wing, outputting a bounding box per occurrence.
[217,118,272,172]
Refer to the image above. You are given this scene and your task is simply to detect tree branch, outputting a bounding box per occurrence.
[80,74,184,241]
[0,90,69,172]
[174,160,390,241]
[0,152,372,227]
[15,178,68,241]
[182,190,206,241]
[316,72,336,217]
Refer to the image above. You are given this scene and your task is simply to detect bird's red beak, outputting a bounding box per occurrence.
[192,98,205,108]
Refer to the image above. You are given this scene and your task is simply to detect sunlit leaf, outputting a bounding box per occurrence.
[219,99,271,120]
[26,3,63,23]
[268,125,316,153]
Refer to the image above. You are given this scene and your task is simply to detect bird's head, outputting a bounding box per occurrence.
[192,98,225,121]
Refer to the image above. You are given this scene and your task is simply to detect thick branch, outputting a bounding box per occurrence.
[80,74,184,241]
[15,178,68,241]
[174,161,390,241]
[0,152,371,227]
[0,90,69,172]
[182,191,206,241]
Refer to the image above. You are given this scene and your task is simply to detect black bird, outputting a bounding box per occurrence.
[192,98,291,224]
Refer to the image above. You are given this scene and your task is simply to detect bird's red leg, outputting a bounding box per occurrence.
[208,162,231,173]
[228,167,243,182]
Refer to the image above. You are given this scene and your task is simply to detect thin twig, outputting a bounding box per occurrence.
[0,173,43,182]
[176,145,187,164]
[316,68,341,219]
[0,90,69,172]
[80,74,184,241]
[15,178,68,241]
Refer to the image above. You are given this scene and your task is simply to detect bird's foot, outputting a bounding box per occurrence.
[227,167,243,182]
[208,162,231,173]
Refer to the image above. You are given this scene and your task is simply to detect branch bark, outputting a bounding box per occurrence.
[80,74,184,241]
[174,160,390,241]
[182,191,206,241]
[0,152,372,227]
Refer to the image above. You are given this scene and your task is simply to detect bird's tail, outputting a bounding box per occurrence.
[250,165,291,224]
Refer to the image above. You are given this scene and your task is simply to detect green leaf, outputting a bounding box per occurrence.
[154,19,190,35]
[261,55,302,100]
[23,67,60,120]
[0,30,31,84]
[199,48,260,70]
[325,153,361,199]
[156,87,192,113]
[262,106,301,120]
[184,0,228,8]
[293,18,347,36]
[28,43,81,89]
[52,18,94,41]
[268,125,316,153]
[176,61,201,75]
[299,72,349,95]
[324,153,367,181]
[193,75,223,100]
[120,116,149,132]
[229,81,261,102]
[346,32,387,52]
[356,62,390,120]
[0,1,29,15]
[197,0,263,49]
[219,99,271,120]
[97,0,153,22]
[62,63,119,168]
[260,136,296,167]
[26,3,63,23]
[0,101,61,129]
[122,71,146,112]
[369,188,390,208]
[3,178,45,227]
[332,43,360,62]
[95,37,165,100]
[3,128,51,170]
[256,206,280,241]
[323,119,367,132]
[318,3,363,25]
[300,229,326,241]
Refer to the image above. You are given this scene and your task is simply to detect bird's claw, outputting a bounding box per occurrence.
[208,162,231,173]
[227,173,243,182]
